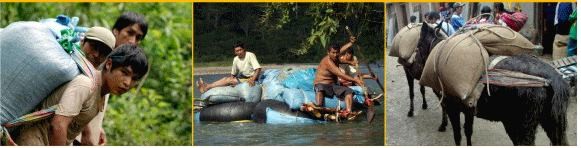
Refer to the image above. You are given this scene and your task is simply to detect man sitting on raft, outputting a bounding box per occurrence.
[304,37,364,120]
[197,41,262,93]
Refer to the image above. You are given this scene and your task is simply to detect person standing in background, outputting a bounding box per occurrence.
[450,3,466,31]
[552,2,574,60]
[567,9,576,56]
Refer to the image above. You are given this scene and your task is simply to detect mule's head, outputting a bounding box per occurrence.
[416,22,446,66]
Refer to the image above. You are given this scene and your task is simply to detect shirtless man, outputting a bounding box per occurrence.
[310,38,364,119]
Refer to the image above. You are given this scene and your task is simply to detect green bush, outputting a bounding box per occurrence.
[1,3,192,146]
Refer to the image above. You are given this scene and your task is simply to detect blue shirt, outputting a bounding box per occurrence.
[451,14,465,30]
[438,21,456,36]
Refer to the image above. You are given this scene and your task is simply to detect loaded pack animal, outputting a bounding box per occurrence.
[391,23,449,132]
[416,22,570,146]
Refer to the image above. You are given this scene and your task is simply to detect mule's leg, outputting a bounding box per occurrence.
[540,111,569,145]
[404,68,415,117]
[447,106,462,146]
[420,85,428,109]
[464,108,475,146]
[501,119,538,146]
[434,90,447,132]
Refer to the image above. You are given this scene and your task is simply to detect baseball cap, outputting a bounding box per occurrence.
[453,3,466,8]
[85,26,116,51]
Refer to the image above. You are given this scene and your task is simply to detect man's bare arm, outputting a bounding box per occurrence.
[248,68,262,86]
[81,124,96,145]
[325,58,360,85]
[339,36,356,55]
[50,115,73,145]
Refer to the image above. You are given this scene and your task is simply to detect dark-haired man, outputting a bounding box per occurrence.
[450,2,466,30]
[112,12,148,46]
[81,27,116,67]
[14,45,149,146]
[197,42,262,93]
[307,41,364,120]
[76,12,150,145]
[77,12,150,146]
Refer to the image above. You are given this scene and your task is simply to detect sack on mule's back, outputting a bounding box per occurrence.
[420,32,490,99]
[419,41,444,91]
[464,24,536,55]
[389,24,422,60]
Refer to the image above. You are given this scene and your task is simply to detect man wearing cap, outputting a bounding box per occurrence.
[450,2,466,31]
[81,27,117,66]
[75,12,149,146]
[12,27,116,146]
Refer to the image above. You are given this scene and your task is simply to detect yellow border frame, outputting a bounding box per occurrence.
[0,0,575,2]
[3,0,576,146]
[383,2,388,146]
[191,3,195,146]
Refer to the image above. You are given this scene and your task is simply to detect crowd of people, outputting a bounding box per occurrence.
[414,2,577,59]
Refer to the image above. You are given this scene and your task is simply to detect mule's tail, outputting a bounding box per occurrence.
[546,73,570,145]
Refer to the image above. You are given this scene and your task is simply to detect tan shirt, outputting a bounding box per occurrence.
[231,51,261,77]
[14,75,103,146]
[74,94,109,145]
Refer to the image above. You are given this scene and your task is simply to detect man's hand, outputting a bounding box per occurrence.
[349,36,357,43]
[248,77,256,86]
[98,128,107,146]
[248,68,261,87]
[354,79,365,87]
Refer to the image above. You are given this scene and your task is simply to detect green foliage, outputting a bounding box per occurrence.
[194,3,384,65]
[1,3,192,146]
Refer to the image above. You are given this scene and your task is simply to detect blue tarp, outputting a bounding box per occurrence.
[265,107,322,124]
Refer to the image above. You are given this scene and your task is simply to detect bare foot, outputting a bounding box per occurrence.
[198,78,209,93]
[202,84,210,93]
[199,78,205,86]
[301,103,322,118]
[339,110,361,121]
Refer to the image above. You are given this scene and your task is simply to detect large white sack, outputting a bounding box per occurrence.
[0,22,80,124]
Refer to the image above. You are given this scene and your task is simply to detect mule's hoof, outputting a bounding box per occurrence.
[438,125,446,132]
[407,111,414,117]
[422,104,428,110]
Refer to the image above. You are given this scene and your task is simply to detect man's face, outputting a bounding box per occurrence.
[234,47,245,58]
[327,48,339,62]
[340,52,353,61]
[82,41,106,66]
[456,6,464,14]
[104,62,137,95]
[113,24,144,47]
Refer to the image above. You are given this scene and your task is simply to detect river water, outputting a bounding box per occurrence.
[193,64,385,146]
